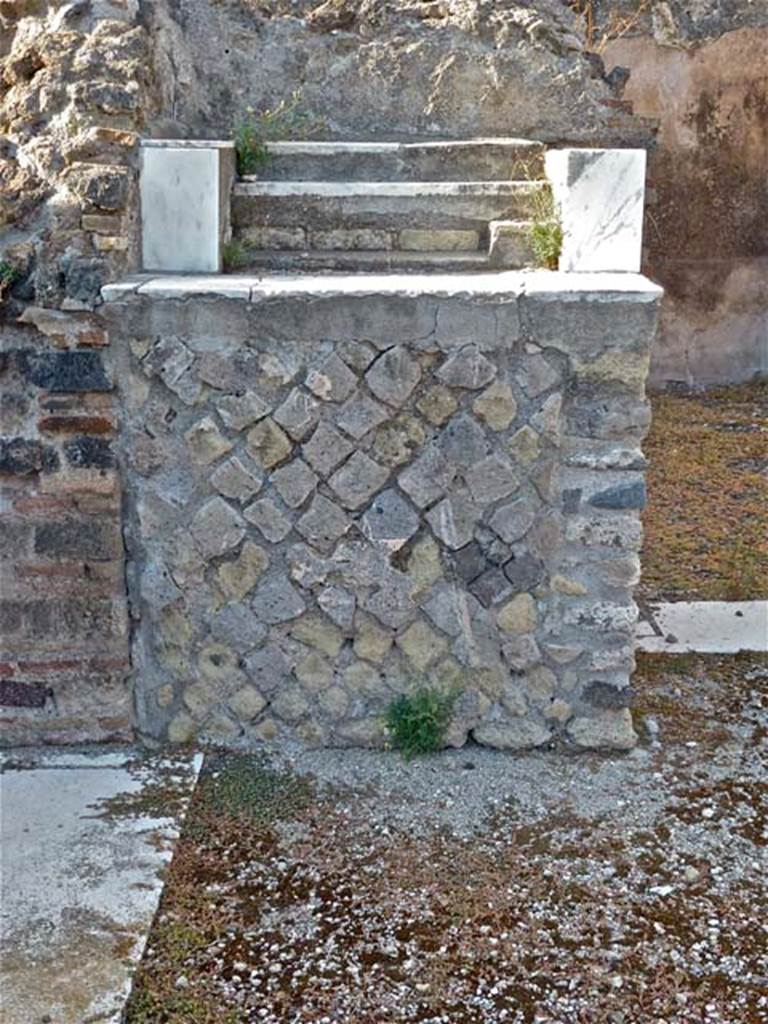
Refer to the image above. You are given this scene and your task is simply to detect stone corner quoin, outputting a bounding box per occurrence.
[93,270,660,755]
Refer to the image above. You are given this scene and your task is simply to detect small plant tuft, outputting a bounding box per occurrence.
[530,215,563,271]
[221,238,249,271]
[385,686,460,759]
[527,180,562,270]
[0,259,21,293]
[233,89,324,177]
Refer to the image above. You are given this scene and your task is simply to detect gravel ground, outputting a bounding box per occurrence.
[126,653,768,1024]
[641,383,768,602]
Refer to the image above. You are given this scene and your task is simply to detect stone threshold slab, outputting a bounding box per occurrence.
[102,270,663,303]
[636,600,768,654]
[0,748,202,1024]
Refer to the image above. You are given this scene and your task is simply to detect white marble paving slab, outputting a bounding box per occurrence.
[0,749,202,1024]
[636,601,768,654]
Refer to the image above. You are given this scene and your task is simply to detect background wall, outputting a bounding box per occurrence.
[598,2,768,386]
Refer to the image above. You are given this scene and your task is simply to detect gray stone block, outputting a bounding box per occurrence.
[250,576,307,624]
[190,497,245,559]
[328,451,389,510]
[464,454,520,507]
[302,421,354,477]
[336,392,390,440]
[426,488,479,550]
[436,345,497,390]
[489,494,539,544]
[271,458,319,508]
[306,352,358,402]
[244,497,293,543]
[439,412,488,468]
[361,489,420,550]
[273,388,320,440]
[365,346,422,406]
[296,495,351,551]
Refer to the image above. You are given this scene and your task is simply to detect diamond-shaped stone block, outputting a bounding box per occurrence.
[328,452,389,510]
[361,488,420,551]
[416,385,458,426]
[436,345,497,390]
[210,454,263,504]
[215,391,271,432]
[305,352,358,402]
[396,618,448,672]
[244,496,293,542]
[336,392,389,440]
[250,575,307,624]
[185,416,233,466]
[302,421,354,478]
[365,346,422,406]
[246,417,292,469]
[398,445,456,509]
[296,495,351,552]
[317,586,356,632]
[273,388,319,440]
[426,488,478,550]
[271,458,318,509]
[190,497,245,559]
[217,540,269,601]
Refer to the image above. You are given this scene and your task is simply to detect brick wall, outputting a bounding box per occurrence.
[0,316,130,746]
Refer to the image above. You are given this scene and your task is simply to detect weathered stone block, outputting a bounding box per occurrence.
[328,452,389,510]
[211,455,263,503]
[215,392,271,432]
[0,438,59,475]
[472,381,517,431]
[18,350,111,392]
[243,497,293,543]
[336,392,389,440]
[246,418,293,469]
[185,417,233,466]
[271,458,319,509]
[437,346,497,390]
[296,495,351,551]
[361,489,420,551]
[365,346,422,406]
[250,576,306,624]
[190,497,245,559]
[306,352,358,402]
[302,421,355,477]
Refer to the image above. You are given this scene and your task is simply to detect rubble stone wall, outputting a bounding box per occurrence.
[0,313,130,746]
[104,273,660,751]
[1,0,151,313]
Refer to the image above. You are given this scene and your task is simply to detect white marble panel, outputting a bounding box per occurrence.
[140,143,234,273]
[545,148,646,273]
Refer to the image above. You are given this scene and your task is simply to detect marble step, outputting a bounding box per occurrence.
[230,220,535,271]
[231,249,499,273]
[231,180,547,239]
[249,138,546,182]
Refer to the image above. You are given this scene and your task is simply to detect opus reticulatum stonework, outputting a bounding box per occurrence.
[104,271,660,752]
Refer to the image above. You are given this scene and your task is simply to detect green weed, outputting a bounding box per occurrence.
[233,89,324,176]
[386,687,460,758]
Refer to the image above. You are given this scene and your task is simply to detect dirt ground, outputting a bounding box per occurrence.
[641,383,768,602]
[123,383,767,1024]
[125,652,767,1024]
